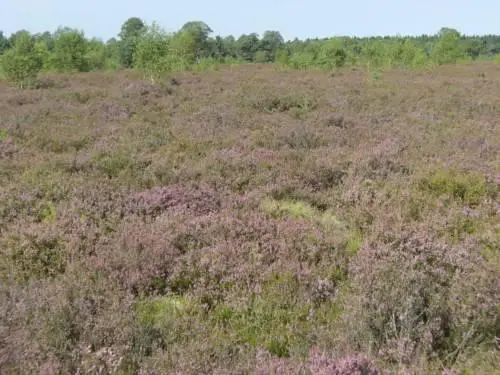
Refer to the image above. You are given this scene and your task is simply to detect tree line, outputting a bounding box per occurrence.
[1,17,500,87]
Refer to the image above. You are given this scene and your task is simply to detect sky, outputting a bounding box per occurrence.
[1,0,498,41]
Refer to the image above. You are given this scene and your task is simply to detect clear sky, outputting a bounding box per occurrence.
[2,0,498,41]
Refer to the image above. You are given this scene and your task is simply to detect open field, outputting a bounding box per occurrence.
[0,63,499,374]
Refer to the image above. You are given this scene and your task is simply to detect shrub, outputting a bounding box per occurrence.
[255,50,267,63]
[192,57,220,71]
[4,229,66,283]
[316,40,347,70]
[344,233,498,366]
[275,48,290,65]
[255,348,380,375]
[288,52,316,70]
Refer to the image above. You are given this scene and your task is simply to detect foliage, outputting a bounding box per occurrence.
[0,30,10,54]
[50,27,89,72]
[119,17,145,41]
[345,234,498,366]
[260,30,285,62]
[179,21,213,60]
[418,169,496,207]
[85,38,108,71]
[316,39,347,70]
[2,23,500,74]
[431,28,463,65]
[0,31,43,87]
[237,33,260,61]
[133,23,176,82]
[118,17,146,68]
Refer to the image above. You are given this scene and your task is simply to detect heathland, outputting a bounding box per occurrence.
[1,61,498,374]
[0,19,499,374]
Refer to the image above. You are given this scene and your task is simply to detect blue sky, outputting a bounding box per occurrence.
[2,0,498,41]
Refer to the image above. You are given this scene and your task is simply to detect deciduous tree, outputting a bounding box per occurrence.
[1,31,43,87]
[119,17,146,68]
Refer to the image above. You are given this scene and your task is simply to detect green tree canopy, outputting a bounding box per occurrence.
[1,30,43,87]
[119,17,146,68]
[50,27,89,72]
[259,31,284,61]
[179,21,213,59]
[431,27,462,65]
[0,31,10,54]
[119,17,146,40]
[237,33,260,61]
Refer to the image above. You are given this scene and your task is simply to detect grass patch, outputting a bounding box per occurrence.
[37,201,57,223]
[0,129,8,141]
[260,197,343,228]
[346,230,364,256]
[210,272,314,358]
[418,169,496,207]
[135,295,188,326]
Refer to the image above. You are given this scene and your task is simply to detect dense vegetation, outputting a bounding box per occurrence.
[1,18,500,86]
[0,18,499,375]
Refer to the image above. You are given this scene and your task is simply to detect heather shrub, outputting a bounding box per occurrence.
[0,132,17,159]
[302,165,348,190]
[19,165,71,204]
[1,59,499,374]
[34,132,91,153]
[255,348,380,375]
[127,184,225,218]
[2,228,66,283]
[279,126,326,148]
[344,232,498,366]
[0,269,138,373]
[67,89,94,104]
[240,87,317,115]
